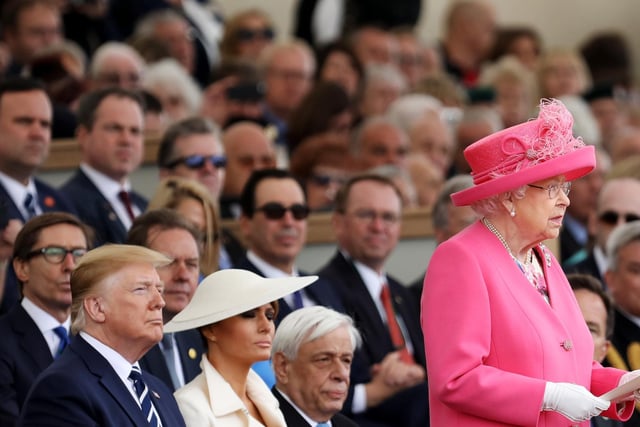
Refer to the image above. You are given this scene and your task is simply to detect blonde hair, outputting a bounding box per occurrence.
[147,177,220,274]
[71,245,171,334]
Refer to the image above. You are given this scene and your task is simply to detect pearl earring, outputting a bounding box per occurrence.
[510,208,516,217]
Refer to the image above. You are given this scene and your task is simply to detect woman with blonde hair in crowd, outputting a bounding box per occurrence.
[220,9,275,63]
[147,177,220,274]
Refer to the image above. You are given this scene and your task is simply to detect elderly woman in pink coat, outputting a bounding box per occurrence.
[422,99,640,426]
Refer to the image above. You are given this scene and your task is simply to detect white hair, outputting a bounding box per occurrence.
[142,58,202,114]
[386,94,443,134]
[90,42,146,78]
[271,306,361,360]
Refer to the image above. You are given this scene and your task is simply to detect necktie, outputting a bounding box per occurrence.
[317,423,330,427]
[129,366,162,427]
[118,190,136,221]
[52,326,70,358]
[161,333,181,389]
[380,283,414,364]
[23,193,37,219]
[292,290,304,310]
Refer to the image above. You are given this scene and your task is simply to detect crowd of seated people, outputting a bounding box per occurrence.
[4,0,640,425]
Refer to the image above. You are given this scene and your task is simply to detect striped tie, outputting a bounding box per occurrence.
[24,193,37,219]
[129,366,162,427]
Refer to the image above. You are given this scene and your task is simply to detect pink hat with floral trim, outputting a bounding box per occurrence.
[451,99,596,206]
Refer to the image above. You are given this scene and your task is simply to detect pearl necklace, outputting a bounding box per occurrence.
[482,217,548,301]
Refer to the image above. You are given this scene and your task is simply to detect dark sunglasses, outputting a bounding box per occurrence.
[236,27,275,41]
[25,246,87,264]
[165,154,227,170]
[308,174,348,187]
[598,210,640,225]
[256,202,310,220]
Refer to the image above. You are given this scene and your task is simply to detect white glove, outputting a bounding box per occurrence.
[619,370,640,401]
[542,382,611,422]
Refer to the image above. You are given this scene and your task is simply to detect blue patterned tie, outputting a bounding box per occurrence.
[52,326,70,358]
[23,193,37,219]
[292,290,304,310]
[316,423,330,427]
[129,366,162,427]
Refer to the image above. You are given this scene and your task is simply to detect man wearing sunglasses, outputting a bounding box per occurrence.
[0,212,92,426]
[565,177,640,284]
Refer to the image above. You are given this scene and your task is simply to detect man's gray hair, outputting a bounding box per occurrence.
[606,221,640,271]
[271,306,361,360]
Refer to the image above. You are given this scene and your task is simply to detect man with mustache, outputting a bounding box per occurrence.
[271,306,360,427]
[61,87,147,247]
[0,212,92,426]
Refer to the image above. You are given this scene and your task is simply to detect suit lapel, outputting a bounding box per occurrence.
[12,307,54,369]
[175,330,203,383]
[0,182,26,222]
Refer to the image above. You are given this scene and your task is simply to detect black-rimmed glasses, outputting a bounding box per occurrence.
[25,246,87,264]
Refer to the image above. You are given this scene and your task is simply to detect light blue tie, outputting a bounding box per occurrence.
[52,326,70,358]
[316,423,330,427]
[129,366,163,427]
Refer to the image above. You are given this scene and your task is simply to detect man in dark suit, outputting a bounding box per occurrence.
[18,244,185,427]
[236,169,344,322]
[272,306,360,427]
[0,212,92,426]
[60,87,147,247]
[127,209,205,390]
[0,77,77,315]
[318,174,429,427]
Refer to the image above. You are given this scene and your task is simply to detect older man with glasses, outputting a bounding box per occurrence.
[0,212,92,426]
[564,177,640,284]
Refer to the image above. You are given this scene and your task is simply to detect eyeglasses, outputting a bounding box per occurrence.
[527,182,571,199]
[25,246,87,264]
[165,154,227,170]
[598,210,640,225]
[255,202,310,220]
[236,27,275,41]
[308,173,348,188]
[349,209,400,226]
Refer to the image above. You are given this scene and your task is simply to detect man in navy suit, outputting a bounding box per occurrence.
[0,77,77,315]
[60,87,148,247]
[317,174,429,427]
[272,306,360,427]
[18,244,185,427]
[127,209,205,390]
[236,169,344,321]
[0,212,92,426]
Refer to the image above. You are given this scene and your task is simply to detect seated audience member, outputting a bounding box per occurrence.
[348,25,398,68]
[165,269,317,427]
[0,77,77,314]
[88,42,146,91]
[350,116,410,171]
[580,32,633,89]
[357,64,407,119]
[0,213,92,426]
[258,40,316,151]
[157,116,226,200]
[315,41,364,100]
[61,88,147,247]
[609,126,640,164]
[393,27,431,90]
[220,121,277,219]
[488,26,542,71]
[406,108,454,176]
[536,47,592,100]
[564,177,640,282]
[142,58,202,124]
[286,80,354,155]
[219,8,275,63]
[1,0,63,76]
[272,306,361,427]
[18,245,186,427]
[147,178,223,273]
[416,72,468,108]
[367,164,418,208]
[318,174,429,427]
[405,154,445,209]
[140,90,170,139]
[289,134,353,212]
[127,209,206,391]
[583,83,629,153]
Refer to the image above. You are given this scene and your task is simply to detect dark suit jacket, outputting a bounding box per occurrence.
[139,329,204,391]
[0,180,76,315]
[317,251,429,427]
[17,336,185,427]
[235,256,345,323]
[0,306,55,427]
[272,387,358,427]
[563,250,603,283]
[60,169,147,247]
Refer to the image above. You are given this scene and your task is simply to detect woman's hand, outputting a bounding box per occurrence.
[542,382,610,422]
[618,370,640,401]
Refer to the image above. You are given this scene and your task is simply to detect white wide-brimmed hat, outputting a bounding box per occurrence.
[164,269,317,333]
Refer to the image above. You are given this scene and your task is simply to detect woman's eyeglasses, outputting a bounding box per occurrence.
[25,246,87,264]
[236,27,275,41]
[255,202,310,220]
[598,210,640,225]
[527,182,571,199]
[165,154,227,170]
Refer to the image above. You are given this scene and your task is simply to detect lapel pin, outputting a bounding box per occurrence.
[188,348,197,360]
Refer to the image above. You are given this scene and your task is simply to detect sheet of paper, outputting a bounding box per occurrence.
[599,375,640,403]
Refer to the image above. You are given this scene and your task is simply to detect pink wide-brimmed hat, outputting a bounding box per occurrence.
[451,99,596,206]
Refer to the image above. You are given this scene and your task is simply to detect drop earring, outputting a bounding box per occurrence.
[510,208,516,217]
